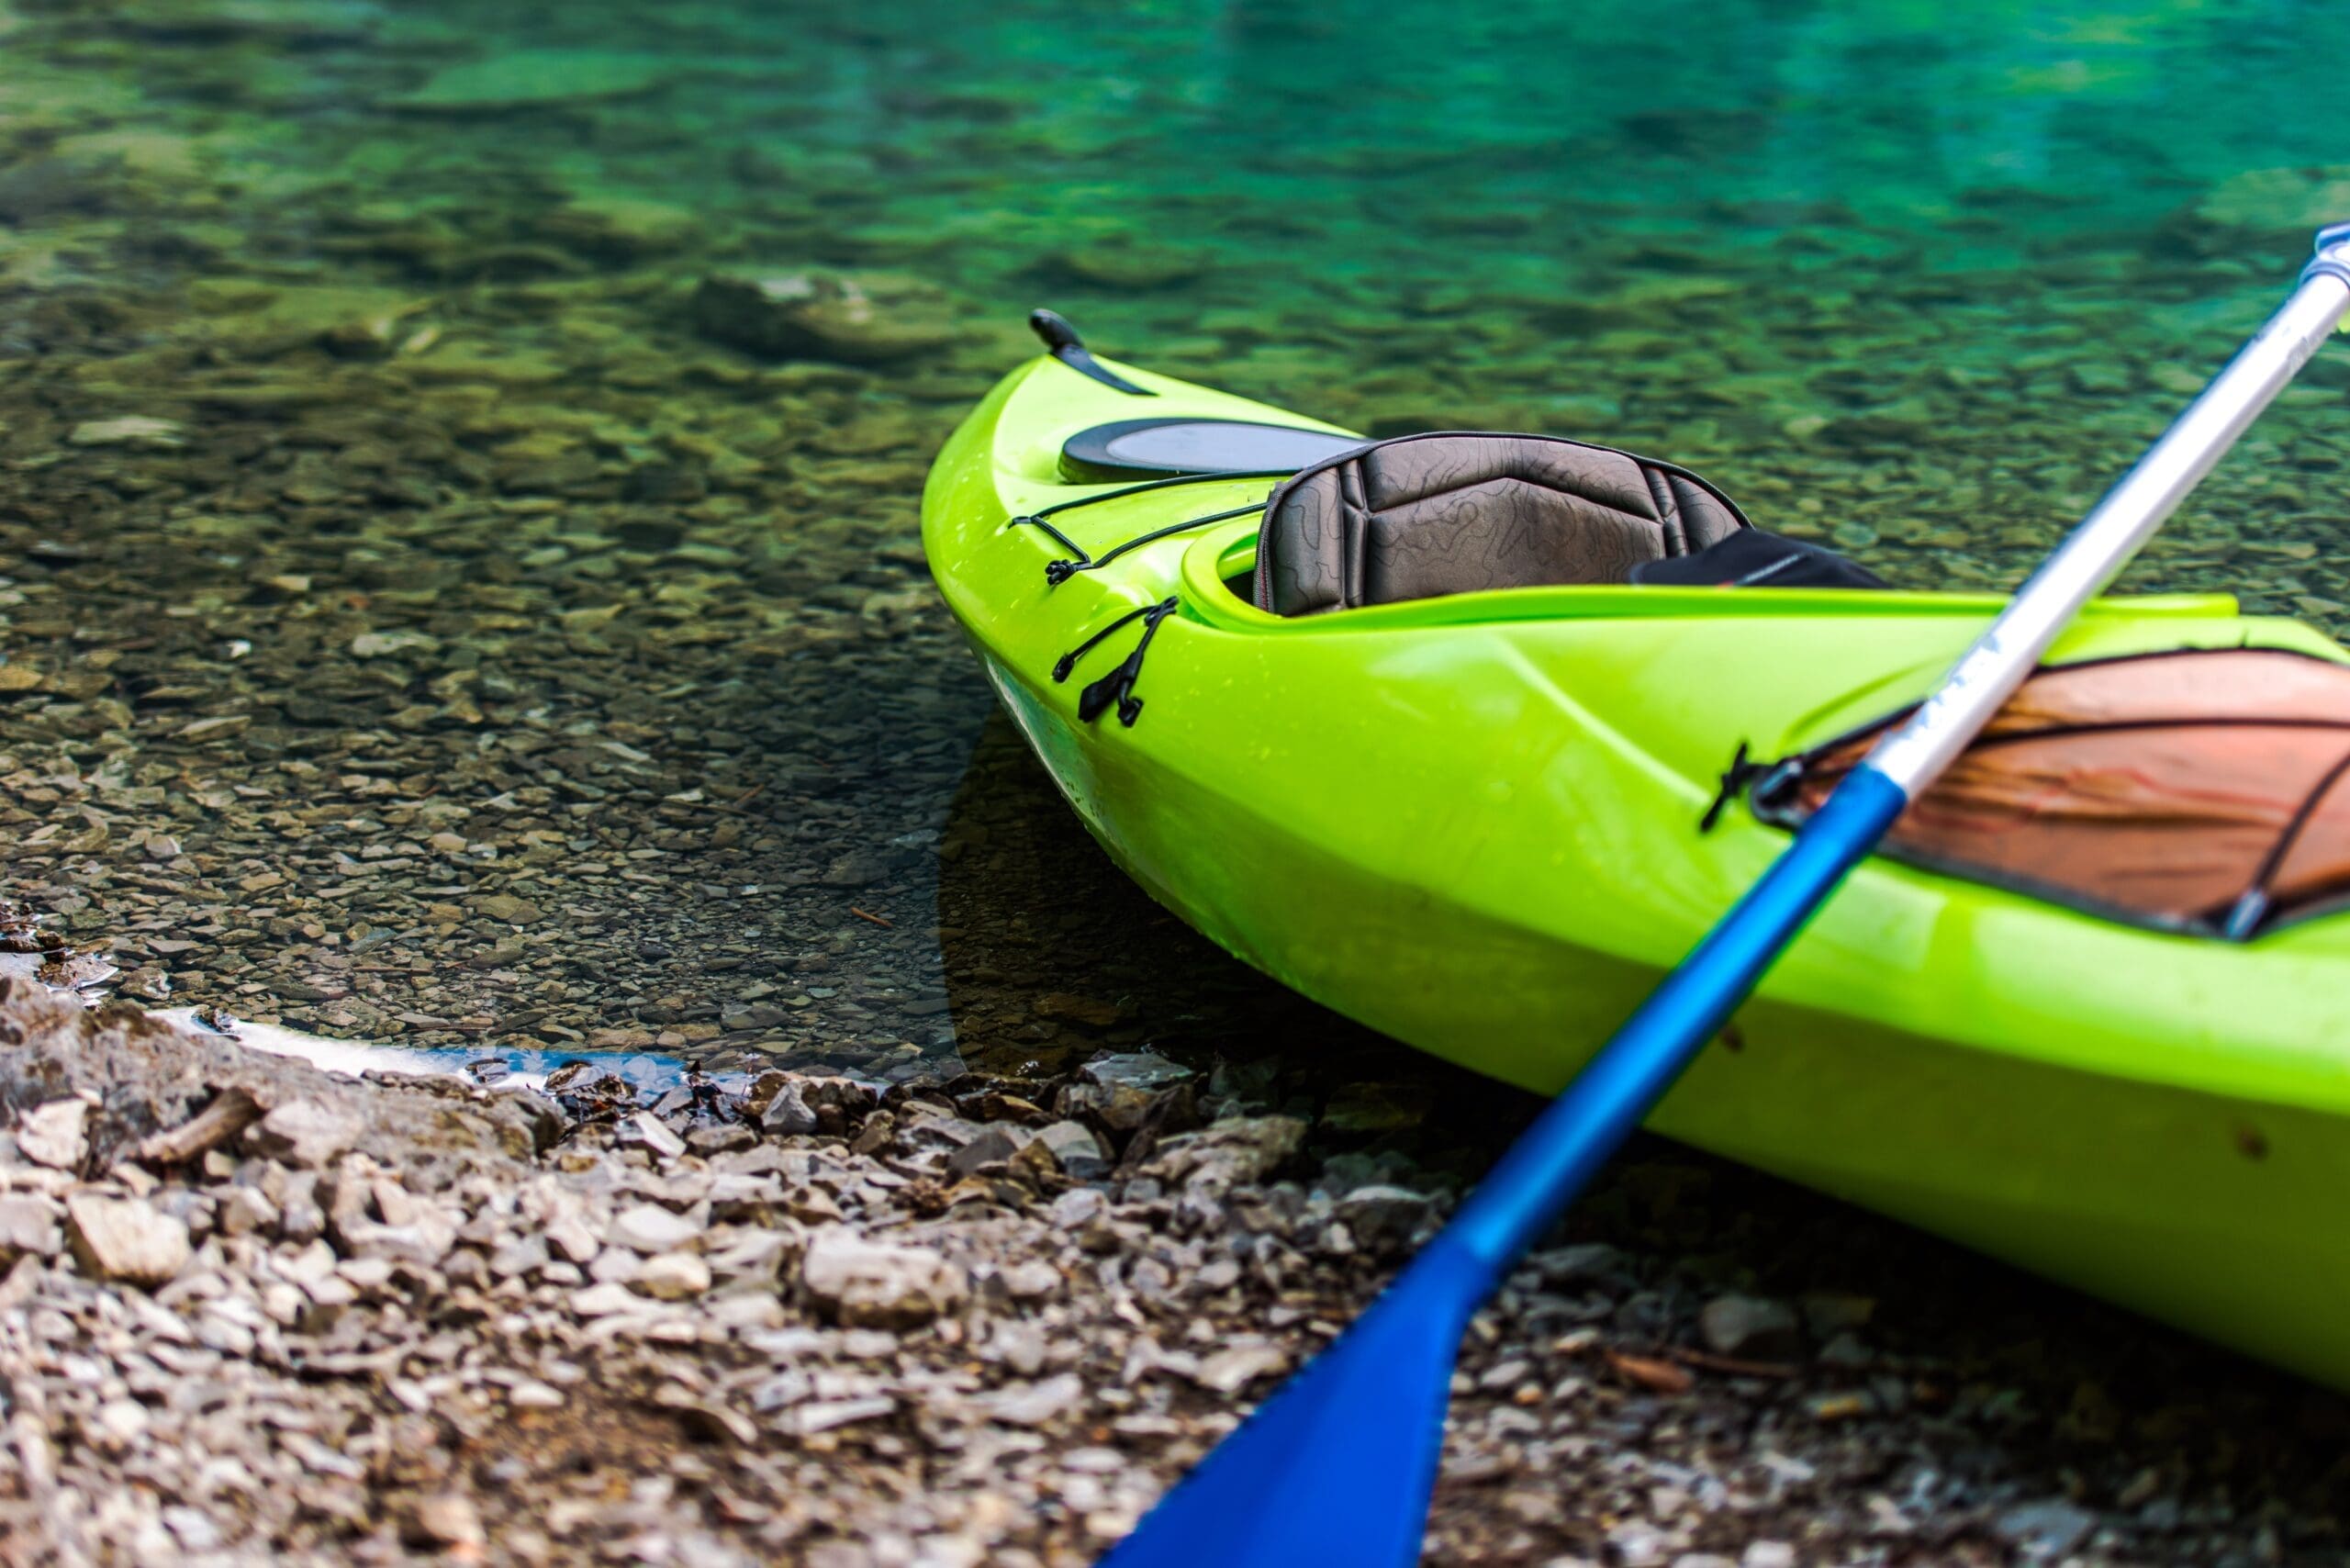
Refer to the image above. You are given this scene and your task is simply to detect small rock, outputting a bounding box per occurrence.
[635,1251,712,1300]
[63,1193,191,1287]
[801,1226,968,1329]
[1080,1051,1192,1091]
[0,1194,62,1260]
[405,1493,485,1551]
[471,892,543,924]
[1799,1291,1875,1339]
[974,1372,1083,1428]
[1038,992,1126,1028]
[1331,1184,1434,1254]
[1192,1342,1288,1394]
[690,269,958,365]
[945,1125,1030,1180]
[1994,1499,2098,1560]
[348,629,440,659]
[610,1204,702,1253]
[509,1380,565,1410]
[1140,1115,1306,1195]
[1698,1294,1802,1361]
[621,1111,686,1159]
[17,1099,89,1170]
[1035,1120,1109,1179]
[69,416,184,449]
[245,1098,364,1169]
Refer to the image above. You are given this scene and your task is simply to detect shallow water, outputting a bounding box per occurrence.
[4,0,2350,1082]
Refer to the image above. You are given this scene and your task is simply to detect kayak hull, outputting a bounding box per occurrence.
[925,350,2350,1389]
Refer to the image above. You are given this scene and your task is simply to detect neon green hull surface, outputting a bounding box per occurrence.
[923,352,2350,1389]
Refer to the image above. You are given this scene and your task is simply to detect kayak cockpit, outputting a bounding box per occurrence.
[1244,431,1885,617]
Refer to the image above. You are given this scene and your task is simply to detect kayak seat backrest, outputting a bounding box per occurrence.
[1253,431,1751,616]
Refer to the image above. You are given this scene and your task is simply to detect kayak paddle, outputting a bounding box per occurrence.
[1102,220,2350,1568]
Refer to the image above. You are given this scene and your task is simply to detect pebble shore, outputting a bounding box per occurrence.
[8,977,2348,1566]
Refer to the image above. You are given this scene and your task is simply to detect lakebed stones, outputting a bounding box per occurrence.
[690,269,963,365]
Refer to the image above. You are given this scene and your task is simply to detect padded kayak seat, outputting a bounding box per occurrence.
[1252,431,1752,615]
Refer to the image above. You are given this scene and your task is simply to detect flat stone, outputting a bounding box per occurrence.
[1034,1120,1109,1180]
[1332,1184,1434,1254]
[1079,1052,1192,1092]
[348,629,440,659]
[973,1372,1083,1428]
[1192,1342,1288,1395]
[610,1203,702,1253]
[68,416,184,449]
[1139,1115,1306,1194]
[17,1099,89,1170]
[945,1125,1032,1180]
[64,1193,191,1287]
[1698,1294,1802,1362]
[1994,1499,2098,1559]
[470,893,543,924]
[621,1111,686,1159]
[0,1194,62,1260]
[245,1098,364,1169]
[391,50,672,113]
[801,1226,968,1329]
[634,1251,711,1300]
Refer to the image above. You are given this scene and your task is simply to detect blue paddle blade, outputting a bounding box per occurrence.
[1100,1238,1487,1568]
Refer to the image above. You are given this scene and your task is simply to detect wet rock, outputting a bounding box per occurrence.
[801,1226,968,1328]
[690,270,960,365]
[68,417,185,451]
[1039,237,1205,292]
[1330,1183,1434,1254]
[1994,1499,2098,1559]
[1319,1081,1426,1135]
[2188,165,2350,240]
[1138,1115,1305,1195]
[390,50,674,113]
[348,629,440,660]
[1035,1119,1109,1179]
[1698,1294,1802,1361]
[63,1193,190,1286]
[1037,992,1126,1028]
[945,1124,1032,1179]
[245,1099,364,1169]
[537,196,700,262]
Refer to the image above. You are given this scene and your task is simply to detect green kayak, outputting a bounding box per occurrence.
[923,317,2350,1389]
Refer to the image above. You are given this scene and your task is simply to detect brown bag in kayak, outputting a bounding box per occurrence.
[1749,647,2350,938]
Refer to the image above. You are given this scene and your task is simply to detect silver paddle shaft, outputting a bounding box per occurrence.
[1870,242,2350,795]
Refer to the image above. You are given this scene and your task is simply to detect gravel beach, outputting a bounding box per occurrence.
[7,973,2349,1566]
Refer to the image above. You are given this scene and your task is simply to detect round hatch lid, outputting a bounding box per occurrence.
[1059,418,1360,483]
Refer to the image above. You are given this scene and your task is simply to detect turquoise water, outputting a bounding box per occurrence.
[5,0,2350,1069]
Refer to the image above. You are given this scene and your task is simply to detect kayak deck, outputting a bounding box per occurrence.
[923,348,2350,1389]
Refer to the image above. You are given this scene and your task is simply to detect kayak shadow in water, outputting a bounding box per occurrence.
[931,708,1538,1190]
